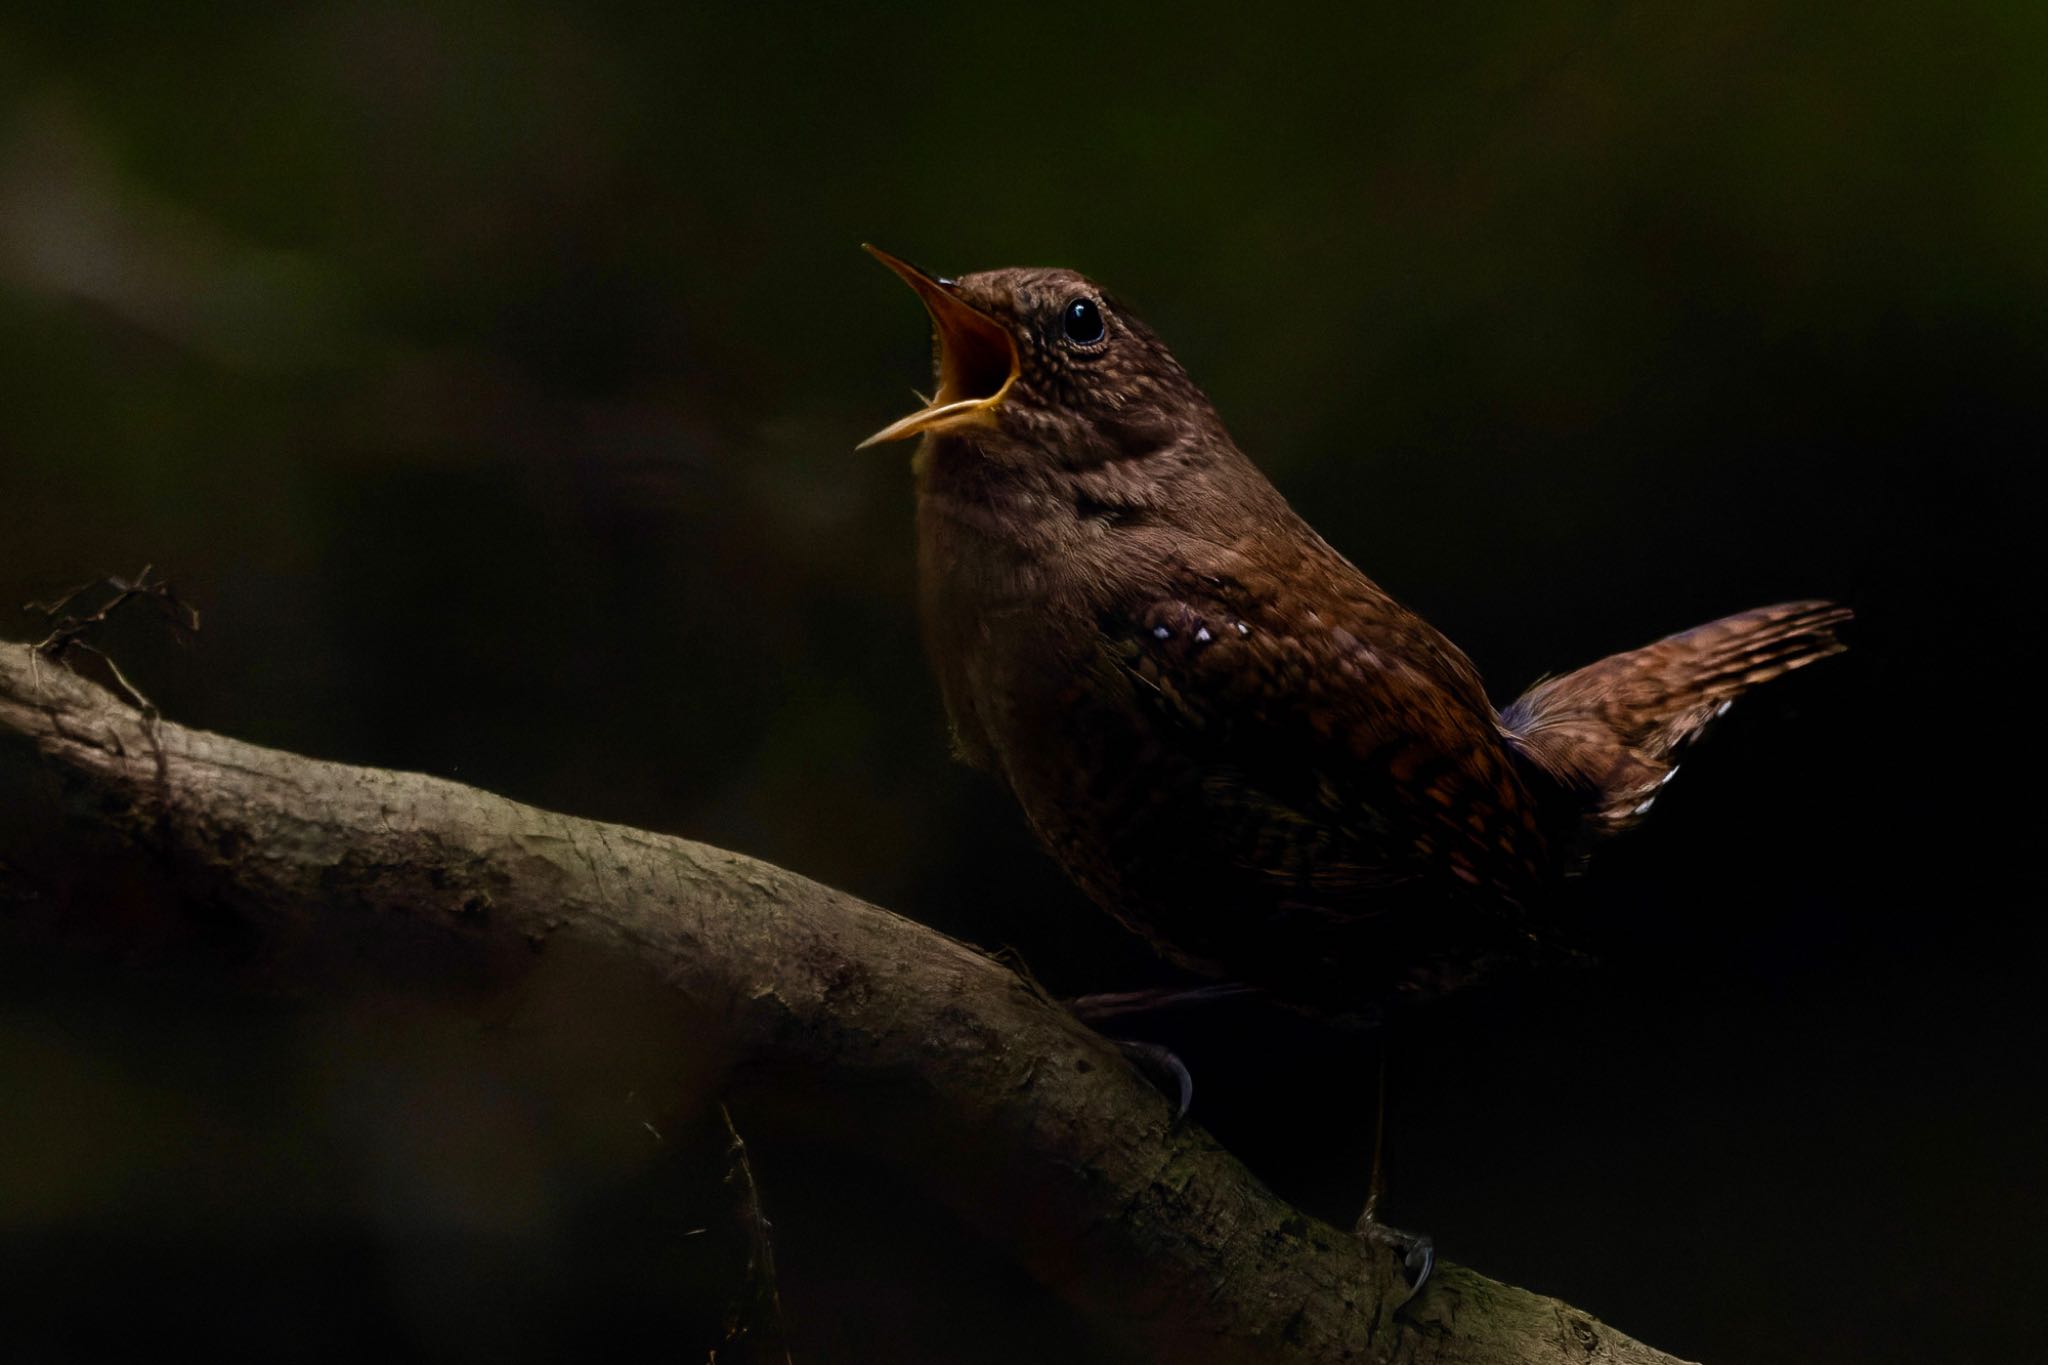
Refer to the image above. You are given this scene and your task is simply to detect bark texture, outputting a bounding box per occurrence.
[0,641,1695,1365]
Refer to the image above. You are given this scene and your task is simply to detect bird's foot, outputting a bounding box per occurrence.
[1354,1211,1434,1304]
[1111,1038,1194,1121]
[1355,1049,1431,1305]
[989,958,1204,1117]
[1063,983,1254,1122]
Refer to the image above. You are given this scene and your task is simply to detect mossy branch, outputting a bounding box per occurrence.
[0,641,1692,1365]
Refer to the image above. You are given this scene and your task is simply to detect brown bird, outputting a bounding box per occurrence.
[861,245,1848,1288]
[862,245,1848,1020]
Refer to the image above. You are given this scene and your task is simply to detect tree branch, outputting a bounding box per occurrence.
[0,640,1693,1364]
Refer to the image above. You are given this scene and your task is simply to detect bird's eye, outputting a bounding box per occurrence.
[1062,297,1105,345]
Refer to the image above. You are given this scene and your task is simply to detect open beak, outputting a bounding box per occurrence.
[858,244,1019,449]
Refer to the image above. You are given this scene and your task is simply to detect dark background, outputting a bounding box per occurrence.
[1,2,2039,1361]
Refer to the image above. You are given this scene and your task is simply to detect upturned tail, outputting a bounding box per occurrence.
[1501,600,1851,835]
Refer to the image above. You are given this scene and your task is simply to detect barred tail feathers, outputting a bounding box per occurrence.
[1501,600,1851,834]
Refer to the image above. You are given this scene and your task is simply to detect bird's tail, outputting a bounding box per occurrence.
[1501,600,1851,835]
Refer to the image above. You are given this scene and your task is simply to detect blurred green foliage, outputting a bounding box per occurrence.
[1,3,2040,1361]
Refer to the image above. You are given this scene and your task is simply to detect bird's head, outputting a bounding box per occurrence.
[859,246,1221,472]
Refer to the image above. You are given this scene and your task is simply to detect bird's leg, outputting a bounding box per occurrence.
[1064,981,1259,1023]
[1354,1052,1435,1300]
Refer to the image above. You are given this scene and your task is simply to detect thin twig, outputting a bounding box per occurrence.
[717,1103,793,1365]
[23,565,200,765]
[26,564,202,664]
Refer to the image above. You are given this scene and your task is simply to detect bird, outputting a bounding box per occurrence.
[858,245,1848,1283]
[861,243,1847,1009]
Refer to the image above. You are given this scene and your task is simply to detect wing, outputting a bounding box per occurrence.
[1095,569,1548,914]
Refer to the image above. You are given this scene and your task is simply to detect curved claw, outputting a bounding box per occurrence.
[1113,1038,1194,1121]
[1355,1217,1435,1304]
[1399,1235,1435,1302]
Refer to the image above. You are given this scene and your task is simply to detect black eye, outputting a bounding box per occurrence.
[1062,297,1105,345]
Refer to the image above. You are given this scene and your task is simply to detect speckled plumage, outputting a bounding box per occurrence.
[882,263,1848,1016]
